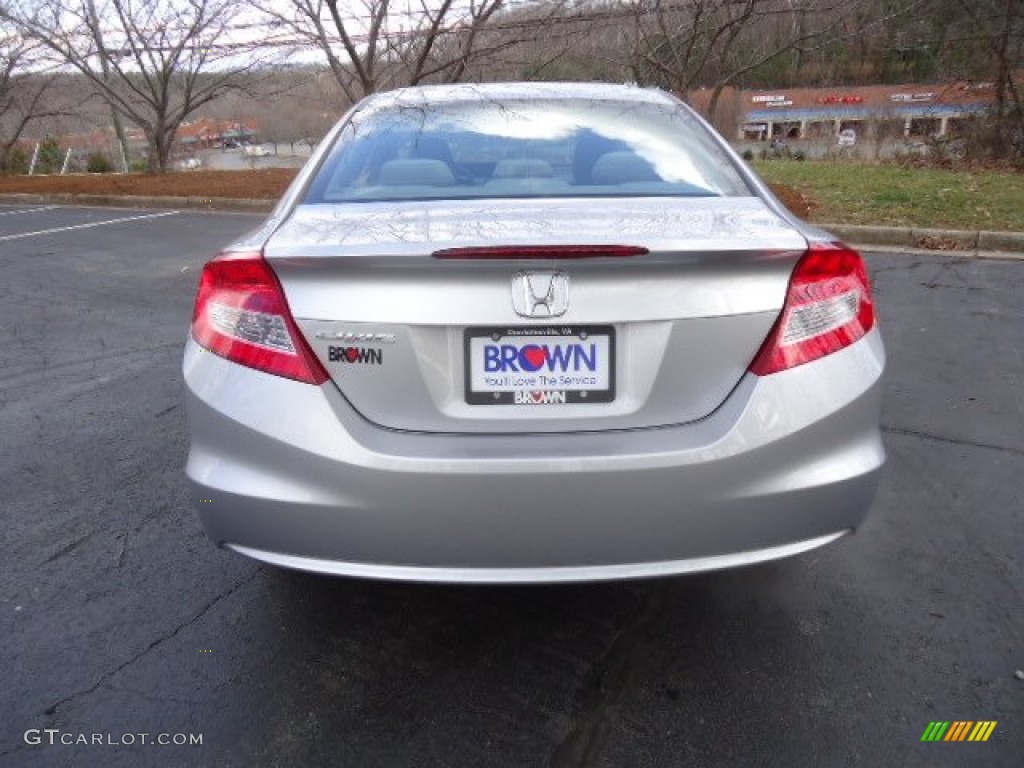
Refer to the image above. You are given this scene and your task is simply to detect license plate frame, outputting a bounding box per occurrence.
[464,325,615,405]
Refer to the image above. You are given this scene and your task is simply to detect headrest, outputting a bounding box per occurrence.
[378,158,456,187]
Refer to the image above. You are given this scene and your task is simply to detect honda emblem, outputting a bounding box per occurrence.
[511,271,569,318]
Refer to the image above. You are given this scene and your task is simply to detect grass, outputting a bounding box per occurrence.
[752,161,1024,232]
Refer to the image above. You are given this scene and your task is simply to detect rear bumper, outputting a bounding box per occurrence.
[228,532,849,583]
[183,329,885,583]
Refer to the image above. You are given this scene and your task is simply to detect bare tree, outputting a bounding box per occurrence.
[2,0,268,172]
[700,1,880,123]
[952,0,1024,158]
[0,28,71,169]
[259,0,532,105]
[627,0,757,94]
[624,0,907,122]
[457,0,631,83]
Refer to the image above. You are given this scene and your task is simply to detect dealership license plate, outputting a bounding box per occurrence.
[464,326,615,405]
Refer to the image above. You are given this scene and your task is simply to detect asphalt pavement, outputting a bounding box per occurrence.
[0,205,1021,767]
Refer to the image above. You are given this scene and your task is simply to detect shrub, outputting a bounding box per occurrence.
[1,147,29,174]
[87,152,114,173]
[35,135,63,174]
[741,149,754,161]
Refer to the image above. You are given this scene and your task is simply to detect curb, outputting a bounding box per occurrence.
[823,223,1024,259]
[1,193,1021,257]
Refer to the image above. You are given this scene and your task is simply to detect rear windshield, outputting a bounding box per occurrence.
[303,97,751,204]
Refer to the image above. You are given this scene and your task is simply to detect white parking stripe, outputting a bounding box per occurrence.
[0,205,58,216]
[0,210,178,241]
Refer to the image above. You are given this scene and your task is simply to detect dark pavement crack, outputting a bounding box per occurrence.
[43,531,96,563]
[40,568,259,717]
[882,424,1024,457]
[549,585,668,768]
[155,403,180,418]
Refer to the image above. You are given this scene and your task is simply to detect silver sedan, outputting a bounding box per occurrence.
[184,82,885,583]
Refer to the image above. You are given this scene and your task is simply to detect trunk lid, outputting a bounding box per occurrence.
[264,197,806,433]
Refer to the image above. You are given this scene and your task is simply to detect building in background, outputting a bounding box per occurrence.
[176,118,260,150]
[738,81,996,143]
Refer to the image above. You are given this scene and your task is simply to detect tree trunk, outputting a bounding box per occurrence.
[707,84,725,125]
[147,127,173,174]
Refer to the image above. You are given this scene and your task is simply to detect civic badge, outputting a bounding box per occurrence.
[511,271,569,318]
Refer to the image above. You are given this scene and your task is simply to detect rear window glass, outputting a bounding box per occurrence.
[303,97,751,204]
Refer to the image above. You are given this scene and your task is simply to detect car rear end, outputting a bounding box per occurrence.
[183,84,884,583]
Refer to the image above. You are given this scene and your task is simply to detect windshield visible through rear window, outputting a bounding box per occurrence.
[303,96,751,204]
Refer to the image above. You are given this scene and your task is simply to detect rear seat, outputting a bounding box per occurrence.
[490,159,554,179]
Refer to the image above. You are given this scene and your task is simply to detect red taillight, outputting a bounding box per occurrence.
[748,242,875,375]
[432,244,648,259]
[191,251,329,384]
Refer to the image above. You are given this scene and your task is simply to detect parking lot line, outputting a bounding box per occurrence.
[0,210,178,242]
[0,205,57,216]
